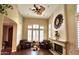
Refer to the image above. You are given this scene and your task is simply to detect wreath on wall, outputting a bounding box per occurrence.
[54,14,64,29]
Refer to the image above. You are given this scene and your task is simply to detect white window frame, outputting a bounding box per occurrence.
[48,24,52,39]
[27,24,44,42]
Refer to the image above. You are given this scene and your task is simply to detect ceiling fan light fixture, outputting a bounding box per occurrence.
[31,4,45,15]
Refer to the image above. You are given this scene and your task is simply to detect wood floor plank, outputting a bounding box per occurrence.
[11,48,53,55]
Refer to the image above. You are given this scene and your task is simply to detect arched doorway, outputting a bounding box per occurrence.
[1,17,17,55]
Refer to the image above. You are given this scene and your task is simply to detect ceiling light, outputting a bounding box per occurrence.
[31,4,45,15]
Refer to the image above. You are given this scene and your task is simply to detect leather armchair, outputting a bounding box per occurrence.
[39,40,52,50]
[17,40,31,50]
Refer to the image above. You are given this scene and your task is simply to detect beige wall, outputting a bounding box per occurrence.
[22,18,48,40]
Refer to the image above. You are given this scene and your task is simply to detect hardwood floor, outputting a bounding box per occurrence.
[2,48,53,55]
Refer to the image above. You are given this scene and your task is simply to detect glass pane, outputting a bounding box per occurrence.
[33,30,39,42]
[28,25,32,29]
[28,30,32,42]
[48,24,52,38]
[33,24,39,29]
[76,19,79,48]
[40,30,44,42]
[36,30,39,42]
[33,30,36,41]
[40,26,44,29]
[49,30,51,38]
[77,4,79,13]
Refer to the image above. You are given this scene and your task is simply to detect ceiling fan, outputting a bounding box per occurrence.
[31,4,45,15]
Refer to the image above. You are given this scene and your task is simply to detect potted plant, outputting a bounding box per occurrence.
[55,31,60,40]
[0,4,13,15]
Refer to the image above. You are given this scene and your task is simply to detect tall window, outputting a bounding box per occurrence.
[77,5,79,13]
[76,19,79,48]
[76,5,79,48]
[48,24,52,38]
[28,25,32,42]
[28,30,32,42]
[40,30,44,42]
[28,24,44,42]
[40,26,44,42]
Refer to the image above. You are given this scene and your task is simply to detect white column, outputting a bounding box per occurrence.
[12,24,17,52]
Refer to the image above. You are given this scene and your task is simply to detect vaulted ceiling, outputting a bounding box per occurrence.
[16,4,59,19]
